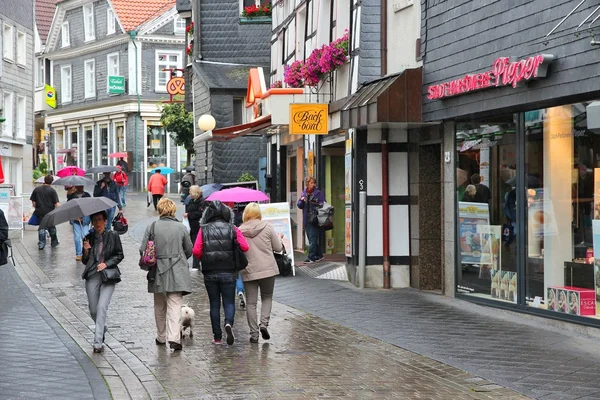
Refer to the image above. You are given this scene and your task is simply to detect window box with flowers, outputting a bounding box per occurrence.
[240,1,272,24]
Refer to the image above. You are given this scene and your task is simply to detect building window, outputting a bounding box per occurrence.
[83,4,95,42]
[36,58,44,87]
[61,22,70,47]
[155,51,181,92]
[84,126,93,170]
[174,16,186,35]
[107,53,119,76]
[16,95,25,139]
[99,123,109,165]
[243,0,269,6]
[68,127,79,165]
[3,24,13,61]
[107,8,116,35]
[16,31,25,66]
[233,98,243,125]
[2,92,13,136]
[116,122,125,152]
[147,124,167,167]
[84,59,95,98]
[60,65,72,103]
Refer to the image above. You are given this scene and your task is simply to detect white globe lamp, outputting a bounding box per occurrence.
[198,114,216,131]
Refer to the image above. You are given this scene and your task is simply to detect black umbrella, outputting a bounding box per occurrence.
[86,165,118,174]
[51,176,95,187]
[39,197,117,229]
[184,165,195,172]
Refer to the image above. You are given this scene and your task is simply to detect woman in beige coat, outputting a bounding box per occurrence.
[239,202,284,343]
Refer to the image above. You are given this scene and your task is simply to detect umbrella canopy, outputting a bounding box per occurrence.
[57,148,74,154]
[108,152,128,158]
[184,164,195,172]
[39,197,117,229]
[206,187,269,203]
[150,167,175,174]
[35,175,60,184]
[57,166,86,177]
[51,175,95,187]
[86,165,119,174]
[200,183,224,199]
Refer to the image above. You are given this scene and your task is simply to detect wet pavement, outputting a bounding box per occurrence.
[8,191,530,399]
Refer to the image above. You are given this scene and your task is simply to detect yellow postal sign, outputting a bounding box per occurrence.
[289,103,328,135]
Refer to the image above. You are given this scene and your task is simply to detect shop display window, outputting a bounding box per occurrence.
[84,126,93,170]
[99,124,109,165]
[147,124,166,168]
[455,115,518,303]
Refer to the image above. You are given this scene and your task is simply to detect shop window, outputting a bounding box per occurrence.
[525,103,600,319]
[147,124,167,168]
[68,127,79,166]
[84,126,93,170]
[455,115,518,303]
[116,122,125,153]
[99,124,109,165]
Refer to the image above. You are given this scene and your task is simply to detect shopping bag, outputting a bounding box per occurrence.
[28,213,40,226]
[182,217,191,233]
[147,191,151,207]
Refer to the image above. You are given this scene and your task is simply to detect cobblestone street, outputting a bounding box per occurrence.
[5,192,531,399]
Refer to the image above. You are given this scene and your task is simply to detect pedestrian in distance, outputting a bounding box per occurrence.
[193,200,249,345]
[239,202,284,343]
[297,175,325,263]
[117,157,129,173]
[0,208,9,266]
[113,165,128,207]
[81,210,124,353]
[140,198,193,351]
[183,185,208,270]
[67,185,91,261]
[93,172,123,230]
[148,169,168,211]
[30,174,61,250]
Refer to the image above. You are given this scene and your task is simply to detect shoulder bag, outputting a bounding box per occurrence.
[139,222,157,271]
[274,243,292,277]
[101,267,122,284]
[231,225,248,271]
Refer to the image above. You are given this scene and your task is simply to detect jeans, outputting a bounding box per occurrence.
[204,272,236,341]
[38,227,58,249]
[85,272,115,349]
[106,206,116,231]
[236,274,245,294]
[118,186,127,206]
[72,220,90,256]
[306,223,323,261]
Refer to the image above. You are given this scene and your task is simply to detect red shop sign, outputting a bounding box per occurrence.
[427,54,554,100]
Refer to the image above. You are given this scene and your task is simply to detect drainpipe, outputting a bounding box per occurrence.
[381,0,388,76]
[129,30,141,190]
[382,128,391,288]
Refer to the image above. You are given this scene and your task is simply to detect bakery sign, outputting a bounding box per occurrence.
[427,54,554,100]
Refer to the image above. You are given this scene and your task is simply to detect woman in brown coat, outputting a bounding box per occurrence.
[239,202,284,343]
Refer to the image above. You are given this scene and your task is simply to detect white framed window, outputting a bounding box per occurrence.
[60,65,72,103]
[36,58,44,87]
[16,95,26,139]
[174,16,186,35]
[107,8,116,35]
[84,59,96,98]
[155,51,182,92]
[2,92,13,136]
[61,22,70,47]
[107,52,119,76]
[3,24,13,61]
[16,31,25,66]
[83,4,95,41]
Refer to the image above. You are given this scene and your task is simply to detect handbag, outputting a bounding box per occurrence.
[101,267,121,284]
[139,222,157,271]
[112,213,128,235]
[231,226,248,271]
[274,243,292,277]
[182,217,191,233]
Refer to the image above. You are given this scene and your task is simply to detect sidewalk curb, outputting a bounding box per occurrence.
[12,241,170,400]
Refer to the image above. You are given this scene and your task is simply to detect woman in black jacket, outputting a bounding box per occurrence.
[183,185,207,270]
[81,210,124,353]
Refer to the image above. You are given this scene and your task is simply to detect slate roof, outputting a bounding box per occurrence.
[35,0,57,44]
[111,0,175,32]
[195,62,264,90]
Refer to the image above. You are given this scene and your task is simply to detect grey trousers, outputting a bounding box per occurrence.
[244,276,276,340]
[85,272,115,349]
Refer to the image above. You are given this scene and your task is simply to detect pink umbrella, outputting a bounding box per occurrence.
[206,187,269,202]
[108,152,128,158]
[57,166,85,177]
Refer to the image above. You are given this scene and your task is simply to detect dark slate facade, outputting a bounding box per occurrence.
[191,0,270,185]
[358,0,382,85]
[421,1,600,122]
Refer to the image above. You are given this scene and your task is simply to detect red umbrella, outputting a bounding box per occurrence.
[108,152,128,158]
[57,166,85,177]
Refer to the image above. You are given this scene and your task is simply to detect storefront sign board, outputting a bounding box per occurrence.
[458,201,490,264]
[427,54,554,100]
[480,147,490,185]
[259,202,296,276]
[108,76,126,94]
[45,85,56,108]
[290,104,328,135]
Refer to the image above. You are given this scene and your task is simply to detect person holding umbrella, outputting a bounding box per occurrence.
[94,172,123,230]
[68,185,91,261]
[30,175,61,250]
[148,169,168,211]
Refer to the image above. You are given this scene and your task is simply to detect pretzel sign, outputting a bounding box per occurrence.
[167,77,185,96]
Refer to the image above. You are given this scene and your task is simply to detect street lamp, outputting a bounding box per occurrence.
[198,114,216,131]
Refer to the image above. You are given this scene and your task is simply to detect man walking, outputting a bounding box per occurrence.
[94,172,123,230]
[30,174,60,250]
[113,165,128,207]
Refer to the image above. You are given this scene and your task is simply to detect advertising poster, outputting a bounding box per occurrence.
[527,188,558,257]
[345,206,352,257]
[259,202,295,276]
[477,224,501,279]
[592,220,600,314]
[7,197,23,230]
[479,147,490,185]
[458,202,490,264]
[345,139,352,204]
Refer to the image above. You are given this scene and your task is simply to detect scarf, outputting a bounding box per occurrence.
[306,187,315,195]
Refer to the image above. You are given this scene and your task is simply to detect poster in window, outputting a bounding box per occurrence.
[151,139,161,149]
[458,201,490,265]
[345,206,352,257]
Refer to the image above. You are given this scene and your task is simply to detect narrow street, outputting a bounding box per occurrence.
[4,192,529,399]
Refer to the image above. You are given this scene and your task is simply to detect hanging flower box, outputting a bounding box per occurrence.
[240,2,272,23]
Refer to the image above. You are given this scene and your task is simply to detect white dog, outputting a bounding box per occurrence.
[180,304,195,339]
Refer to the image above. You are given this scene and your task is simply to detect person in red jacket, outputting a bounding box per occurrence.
[147,169,168,211]
[113,166,129,207]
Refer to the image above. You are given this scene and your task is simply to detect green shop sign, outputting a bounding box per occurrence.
[108,76,125,94]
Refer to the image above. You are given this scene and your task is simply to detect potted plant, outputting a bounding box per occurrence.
[240,2,272,23]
